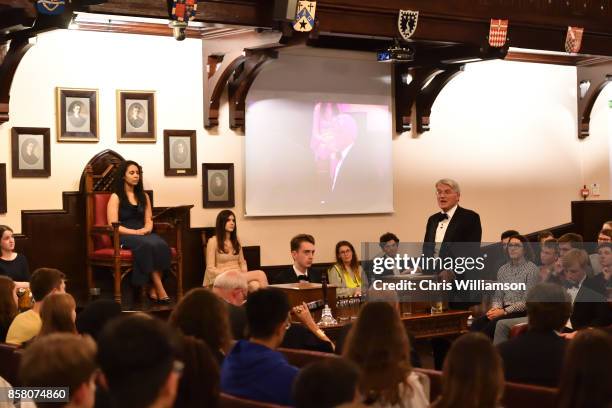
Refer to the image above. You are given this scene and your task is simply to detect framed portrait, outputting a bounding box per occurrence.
[164,130,196,176]
[202,163,234,208]
[0,164,6,213]
[11,127,51,177]
[56,87,99,142]
[117,90,156,142]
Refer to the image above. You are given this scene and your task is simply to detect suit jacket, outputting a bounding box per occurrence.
[273,266,325,285]
[423,206,482,258]
[570,276,612,330]
[497,330,567,387]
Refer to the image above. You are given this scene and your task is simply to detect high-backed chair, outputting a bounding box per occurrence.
[84,165,183,303]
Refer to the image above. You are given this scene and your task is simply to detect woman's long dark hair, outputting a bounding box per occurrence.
[504,234,535,263]
[335,240,360,275]
[112,160,147,207]
[0,276,17,334]
[215,210,240,255]
[556,329,612,408]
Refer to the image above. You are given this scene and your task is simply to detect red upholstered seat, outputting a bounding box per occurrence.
[90,247,177,261]
[509,322,529,339]
[92,193,113,250]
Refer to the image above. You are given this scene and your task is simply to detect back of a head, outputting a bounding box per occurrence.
[246,288,290,339]
[168,287,231,353]
[30,268,65,301]
[20,333,97,408]
[343,302,410,405]
[557,329,612,408]
[293,357,360,408]
[438,332,503,408]
[526,283,572,332]
[75,299,122,341]
[39,292,77,337]
[0,275,17,327]
[213,270,248,291]
[174,335,220,408]
[97,314,179,408]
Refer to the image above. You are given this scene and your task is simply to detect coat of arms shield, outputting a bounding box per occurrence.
[398,10,419,41]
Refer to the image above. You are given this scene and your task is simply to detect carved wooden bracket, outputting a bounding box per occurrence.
[416,66,464,133]
[576,61,612,139]
[205,55,246,129]
[393,65,439,133]
[228,48,278,130]
[0,36,33,125]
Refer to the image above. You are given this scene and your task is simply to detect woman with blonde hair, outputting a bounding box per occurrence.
[431,332,504,408]
[343,301,429,407]
[39,292,77,337]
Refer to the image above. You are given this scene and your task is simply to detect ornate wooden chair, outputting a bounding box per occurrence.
[84,164,183,303]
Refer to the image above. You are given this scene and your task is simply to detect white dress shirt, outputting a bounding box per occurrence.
[433,204,458,257]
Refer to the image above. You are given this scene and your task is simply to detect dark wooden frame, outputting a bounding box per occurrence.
[11,127,50,177]
[117,90,156,142]
[164,129,197,176]
[0,164,6,213]
[202,163,234,208]
[56,87,99,142]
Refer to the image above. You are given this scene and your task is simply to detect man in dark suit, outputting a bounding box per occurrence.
[498,283,571,387]
[562,249,611,330]
[274,234,324,284]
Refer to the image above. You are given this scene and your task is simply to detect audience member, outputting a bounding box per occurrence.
[369,232,403,281]
[0,225,29,287]
[431,332,504,408]
[168,287,232,364]
[212,270,248,339]
[602,220,612,231]
[595,242,612,289]
[590,229,612,275]
[173,335,220,408]
[539,239,560,283]
[562,249,611,331]
[497,283,571,387]
[293,358,361,408]
[556,329,612,408]
[0,275,17,342]
[276,234,323,283]
[6,267,65,345]
[39,292,77,337]
[328,240,365,297]
[343,302,429,408]
[537,230,555,243]
[558,233,584,257]
[203,210,267,290]
[486,230,520,279]
[75,299,122,341]
[19,333,98,408]
[472,234,538,338]
[221,288,299,406]
[97,315,181,408]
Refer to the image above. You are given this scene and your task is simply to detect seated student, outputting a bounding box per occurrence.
[557,233,585,258]
[539,239,561,283]
[97,315,182,408]
[368,232,403,283]
[485,229,520,279]
[221,288,299,406]
[431,332,504,408]
[497,283,571,387]
[0,276,18,342]
[0,225,29,288]
[471,234,539,339]
[213,271,334,351]
[562,249,611,331]
[293,358,362,408]
[591,229,612,275]
[75,299,122,341]
[537,230,555,243]
[328,240,366,297]
[38,292,77,338]
[343,302,429,408]
[169,287,232,364]
[556,329,612,408]
[19,333,98,408]
[173,335,220,408]
[6,267,65,345]
[275,234,323,283]
[595,242,612,289]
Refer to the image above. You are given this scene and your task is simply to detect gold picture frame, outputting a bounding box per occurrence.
[56,87,99,142]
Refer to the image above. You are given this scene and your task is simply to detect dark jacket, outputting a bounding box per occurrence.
[570,276,612,330]
[273,266,325,284]
[497,329,567,387]
[221,340,298,406]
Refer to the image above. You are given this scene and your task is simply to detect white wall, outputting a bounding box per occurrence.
[1,29,610,266]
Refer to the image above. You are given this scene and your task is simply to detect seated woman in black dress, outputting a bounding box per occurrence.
[0,225,30,288]
[107,160,172,303]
